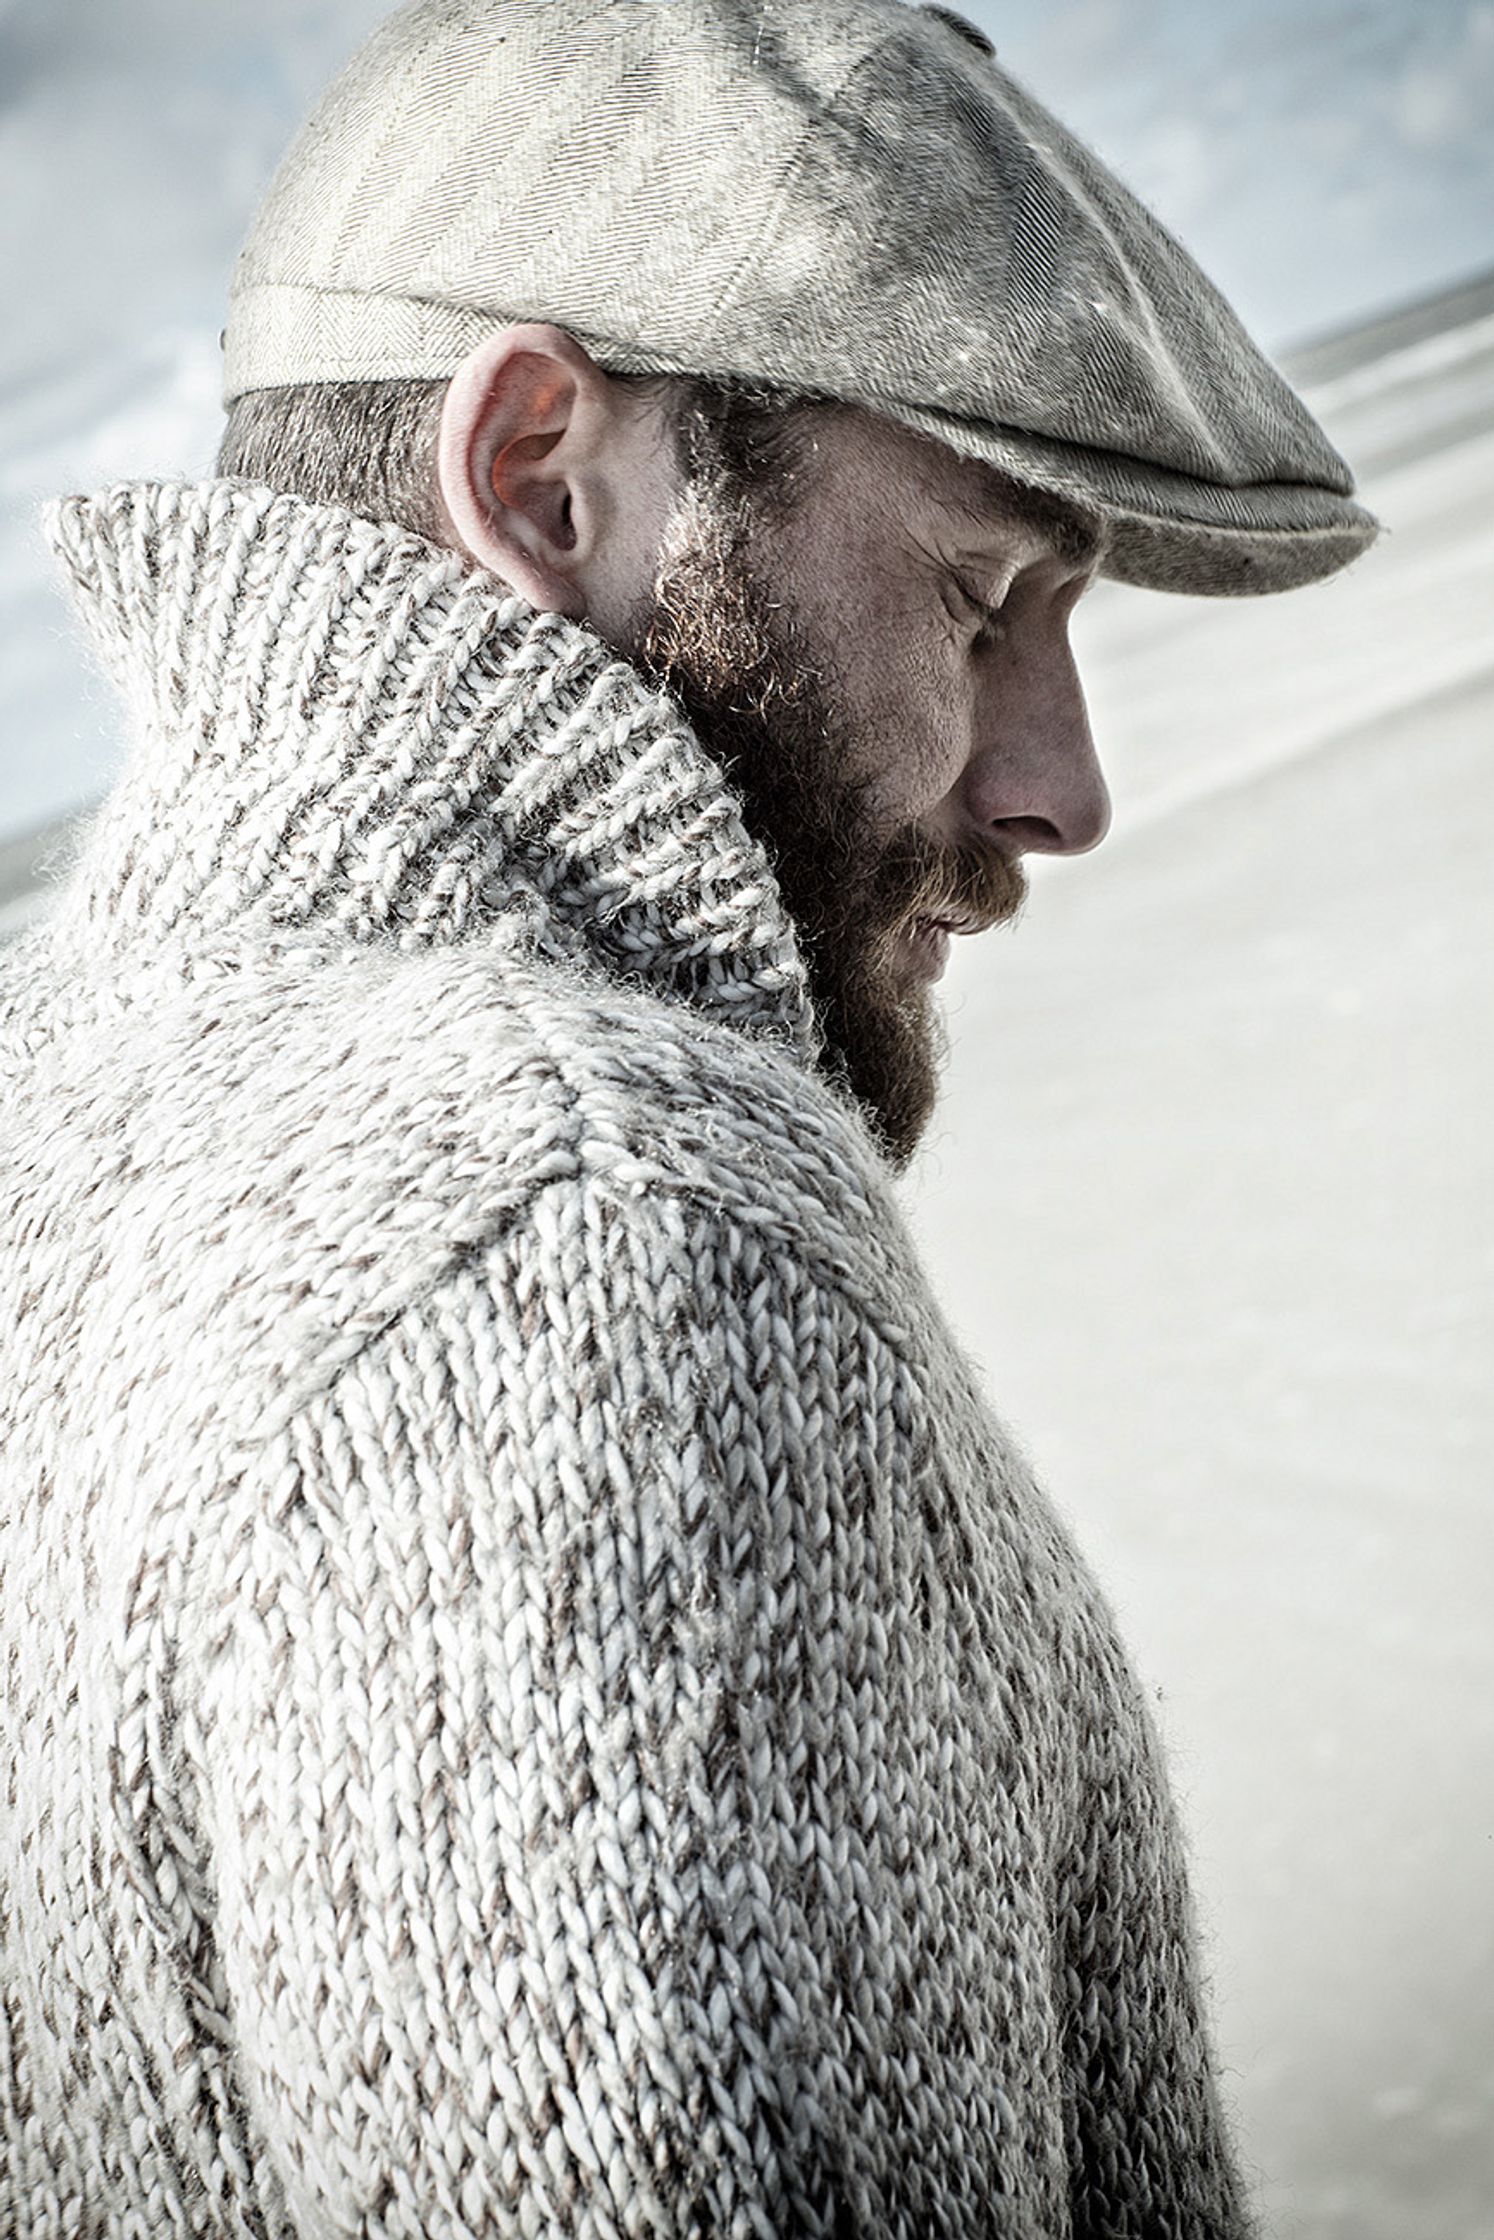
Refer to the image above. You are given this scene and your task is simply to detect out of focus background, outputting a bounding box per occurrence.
[2,1,1491,2232]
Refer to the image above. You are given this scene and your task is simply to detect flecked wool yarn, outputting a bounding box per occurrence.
[1,479,1252,2237]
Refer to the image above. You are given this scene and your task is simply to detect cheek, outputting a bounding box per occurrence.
[774,516,973,821]
[854,621,975,827]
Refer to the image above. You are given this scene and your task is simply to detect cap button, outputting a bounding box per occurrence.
[921,6,996,57]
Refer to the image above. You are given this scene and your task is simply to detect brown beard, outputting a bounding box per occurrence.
[629,490,1026,1167]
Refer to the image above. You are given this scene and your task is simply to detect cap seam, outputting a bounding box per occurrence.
[698,27,904,341]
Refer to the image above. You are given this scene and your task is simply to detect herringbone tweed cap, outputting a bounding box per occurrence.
[224,0,1377,596]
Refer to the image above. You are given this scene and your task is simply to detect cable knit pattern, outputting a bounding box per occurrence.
[0,480,1251,2239]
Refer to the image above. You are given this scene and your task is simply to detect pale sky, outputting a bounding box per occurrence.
[969,0,1494,345]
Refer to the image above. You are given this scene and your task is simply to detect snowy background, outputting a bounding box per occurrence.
[2,3,1492,2234]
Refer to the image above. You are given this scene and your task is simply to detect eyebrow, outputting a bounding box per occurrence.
[948,466,1109,572]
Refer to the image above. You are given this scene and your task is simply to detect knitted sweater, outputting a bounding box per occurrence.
[0,479,1250,2240]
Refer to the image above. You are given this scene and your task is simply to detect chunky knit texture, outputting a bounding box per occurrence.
[1,480,1252,2239]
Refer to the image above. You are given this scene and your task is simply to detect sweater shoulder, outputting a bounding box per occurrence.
[216,934,879,1220]
[16,925,864,1199]
[4,936,896,1459]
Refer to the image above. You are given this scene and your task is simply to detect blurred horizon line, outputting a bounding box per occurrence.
[1282,258,1494,381]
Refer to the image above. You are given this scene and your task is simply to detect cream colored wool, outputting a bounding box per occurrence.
[1,479,1251,2238]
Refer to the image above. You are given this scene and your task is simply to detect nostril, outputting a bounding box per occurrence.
[988,815,1066,856]
[988,776,1110,857]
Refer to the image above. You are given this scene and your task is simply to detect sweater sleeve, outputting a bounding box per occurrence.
[184,1178,1251,2238]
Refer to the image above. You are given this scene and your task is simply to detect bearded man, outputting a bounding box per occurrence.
[0,3,1376,2234]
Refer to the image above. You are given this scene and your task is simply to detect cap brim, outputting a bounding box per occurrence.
[883,398,1381,596]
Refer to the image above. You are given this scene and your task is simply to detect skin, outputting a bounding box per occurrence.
[436,322,1112,997]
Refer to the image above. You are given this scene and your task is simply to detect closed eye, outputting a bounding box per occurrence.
[951,573,1008,648]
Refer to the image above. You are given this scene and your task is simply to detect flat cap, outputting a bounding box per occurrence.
[224,0,1379,595]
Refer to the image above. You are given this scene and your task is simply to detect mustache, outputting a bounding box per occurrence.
[873,828,1029,939]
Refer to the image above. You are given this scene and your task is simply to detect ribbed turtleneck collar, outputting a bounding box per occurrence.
[35,478,816,1057]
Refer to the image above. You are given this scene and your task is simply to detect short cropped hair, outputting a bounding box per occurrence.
[214,372,817,542]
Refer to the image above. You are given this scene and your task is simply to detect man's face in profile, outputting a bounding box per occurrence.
[632,406,1111,1164]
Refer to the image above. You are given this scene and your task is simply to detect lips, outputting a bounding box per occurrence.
[903,917,955,981]
[899,899,1017,981]
[921,910,986,938]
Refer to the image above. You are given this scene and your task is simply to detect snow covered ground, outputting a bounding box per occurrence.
[2,3,1491,2231]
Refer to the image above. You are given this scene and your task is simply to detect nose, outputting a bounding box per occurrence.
[967,624,1111,857]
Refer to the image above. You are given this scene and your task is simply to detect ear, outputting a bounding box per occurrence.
[436,324,616,617]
